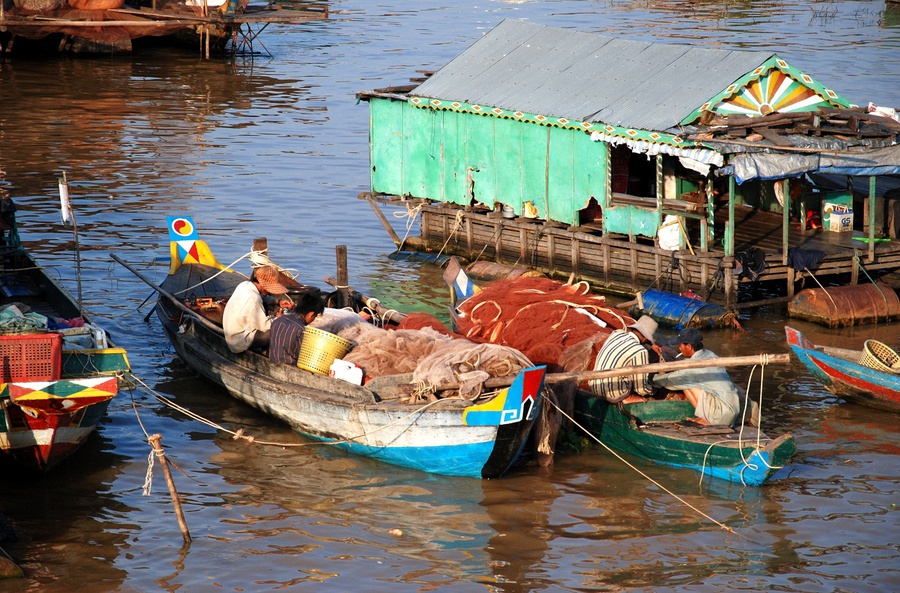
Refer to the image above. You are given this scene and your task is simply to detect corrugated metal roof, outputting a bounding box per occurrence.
[412,20,776,132]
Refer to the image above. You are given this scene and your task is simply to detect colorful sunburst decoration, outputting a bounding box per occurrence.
[715,69,826,116]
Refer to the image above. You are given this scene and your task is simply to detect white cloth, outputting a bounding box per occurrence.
[222,281,272,353]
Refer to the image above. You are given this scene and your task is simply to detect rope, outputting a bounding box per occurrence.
[853,251,889,322]
[804,267,838,313]
[392,203,423,252]
[545,397,744,538]
[435,210,465,260]
[173,251,253,296]
[126,371,454,449]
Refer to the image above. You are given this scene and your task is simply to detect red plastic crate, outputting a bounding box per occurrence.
[0,333,62,382]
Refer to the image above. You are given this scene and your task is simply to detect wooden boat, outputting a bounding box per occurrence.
[0,210,130,473]
[785,325,900,412]
[444,259,796,485]
[573,398,796,486]
[122,216,545,479]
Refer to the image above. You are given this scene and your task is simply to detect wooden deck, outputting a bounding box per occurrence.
[369,194,900,307]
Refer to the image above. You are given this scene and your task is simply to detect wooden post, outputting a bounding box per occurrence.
[252,237,268,256]
[868,175,876,263]
[336,245,350,304]
[782,178,791,264]
[364,194,402,247]
[148,434,191,544]
[726,176,735,257]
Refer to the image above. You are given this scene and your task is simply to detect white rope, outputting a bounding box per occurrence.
[392,203,423,252]
[142,450,155,496]
[173,251,252,296]
[546,397,743,537]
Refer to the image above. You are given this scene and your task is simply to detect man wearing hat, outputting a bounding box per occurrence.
[590,316,661,404]
[223,265,294,353]
[653,327,740,426]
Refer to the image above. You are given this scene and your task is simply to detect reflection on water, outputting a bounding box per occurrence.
[0,0,898,590]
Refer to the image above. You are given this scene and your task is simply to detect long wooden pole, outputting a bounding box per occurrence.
[425,353,791,392]
[110,253,225,335]
[148,434,191,544]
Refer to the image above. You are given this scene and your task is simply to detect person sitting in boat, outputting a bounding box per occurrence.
[589,316,662,404]
[652,327,740,426]
[222,265,293,353]
[269,291,325,366]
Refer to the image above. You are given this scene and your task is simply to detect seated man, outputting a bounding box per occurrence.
[270,291,325,366]
[652,327,740,426]
[222,265,292,353]
[590,316,660,404]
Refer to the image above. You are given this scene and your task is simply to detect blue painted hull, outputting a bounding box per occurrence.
[786,326,900,412]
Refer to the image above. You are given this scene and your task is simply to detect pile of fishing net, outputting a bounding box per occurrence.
[314,309,532,399]
[453,276,634,372]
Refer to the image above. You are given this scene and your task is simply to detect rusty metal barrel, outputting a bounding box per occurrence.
[788,282,900,328]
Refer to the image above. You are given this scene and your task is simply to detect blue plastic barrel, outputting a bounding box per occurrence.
[636,289,727,329]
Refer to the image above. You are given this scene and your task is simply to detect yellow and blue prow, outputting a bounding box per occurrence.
[462,366,545,426]
[167,216,223,274]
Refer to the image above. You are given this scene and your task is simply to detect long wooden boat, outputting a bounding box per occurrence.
[785,325,900,412]
[128,216,545,479]
[0,211,130,473]
[444,258,796,485]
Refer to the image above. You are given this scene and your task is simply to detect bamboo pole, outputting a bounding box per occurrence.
[110,254,225,335]
[364,193,402,247]
[148,434,191,544]
[421,352,791,393]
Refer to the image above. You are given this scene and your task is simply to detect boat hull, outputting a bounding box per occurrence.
[574,397,795,486]
[0,377,117,472]
[785,326,900,412]
[0,245,129,472]
[157,285,543,479]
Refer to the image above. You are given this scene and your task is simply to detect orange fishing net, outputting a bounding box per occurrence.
[455,277,634,372]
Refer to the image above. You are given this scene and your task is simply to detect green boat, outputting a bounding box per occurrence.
[573,397,796,486]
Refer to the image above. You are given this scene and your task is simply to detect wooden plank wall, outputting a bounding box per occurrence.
[420,205,738,304]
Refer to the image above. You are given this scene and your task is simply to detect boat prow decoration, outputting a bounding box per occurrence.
[167,215,225,273]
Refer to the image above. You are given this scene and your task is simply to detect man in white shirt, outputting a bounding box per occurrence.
[222,265,292,353]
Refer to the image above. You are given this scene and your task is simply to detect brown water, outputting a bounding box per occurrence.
[1,1,899,591]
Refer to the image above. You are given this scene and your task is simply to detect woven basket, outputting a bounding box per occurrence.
[858,340,900,374]
[297,326,352,375]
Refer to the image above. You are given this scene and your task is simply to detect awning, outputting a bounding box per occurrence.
[590,131,725,170]
[728,144,900,183]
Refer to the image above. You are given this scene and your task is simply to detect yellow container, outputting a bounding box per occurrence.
[297,326,353,375]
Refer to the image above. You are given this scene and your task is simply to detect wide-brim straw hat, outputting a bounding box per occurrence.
[628,315,658,343]
[254,265,288,295]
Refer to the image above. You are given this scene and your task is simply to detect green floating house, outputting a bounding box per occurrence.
[359,19,900,306]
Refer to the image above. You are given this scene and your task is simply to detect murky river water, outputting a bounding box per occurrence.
[1,1,898,591]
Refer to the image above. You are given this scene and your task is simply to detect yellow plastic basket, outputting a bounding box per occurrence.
[858,339,900,374]
[297,326,353,375]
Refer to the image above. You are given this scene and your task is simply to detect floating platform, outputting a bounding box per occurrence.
[0,1,328,56]
[370,194,900,308]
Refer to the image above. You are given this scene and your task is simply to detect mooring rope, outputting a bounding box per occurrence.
[804,267,838,314]
[545,397,744,538]
[127,371,454,448]
[435,209,466,260]
[392,202,423,252]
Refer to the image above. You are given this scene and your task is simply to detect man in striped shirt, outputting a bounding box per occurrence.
[590,316,659,404]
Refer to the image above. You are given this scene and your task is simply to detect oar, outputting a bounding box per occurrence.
[415,353,791,393]
[110,254,225,335]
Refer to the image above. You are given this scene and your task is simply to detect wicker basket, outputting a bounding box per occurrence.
[858,340,900,374]
[297,327,353,375]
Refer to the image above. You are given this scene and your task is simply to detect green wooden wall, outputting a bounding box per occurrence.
[369,98,609,226]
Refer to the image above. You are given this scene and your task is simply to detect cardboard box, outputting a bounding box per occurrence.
[822,193,853,232]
